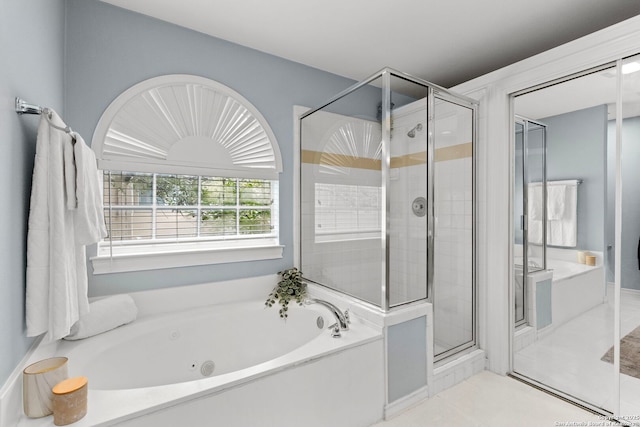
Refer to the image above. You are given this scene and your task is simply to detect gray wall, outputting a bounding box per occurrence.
[387,317,427,402]
[607,117,640,290]
[0,0,66,386]
[65,0,361,296]
[542,105,607,252]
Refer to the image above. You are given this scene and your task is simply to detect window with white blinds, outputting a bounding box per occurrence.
[315,183,381,241]
[94,171,280,273]
[90,75,283,274]
[103,172,275,243]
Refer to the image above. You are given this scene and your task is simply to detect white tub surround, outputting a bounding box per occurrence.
[513,268,553,352]
[516,250,605,351]
[305,283,432,419]
[4,276,384,427]
[548,258,605,330]
[307,282,483,420]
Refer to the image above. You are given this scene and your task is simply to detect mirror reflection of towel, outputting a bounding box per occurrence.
[528,184,543,220]
[526,180,578,248]
[547,184,567,220]
[546,183,577,247]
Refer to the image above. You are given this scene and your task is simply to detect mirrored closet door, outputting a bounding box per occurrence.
[511,64,617,414]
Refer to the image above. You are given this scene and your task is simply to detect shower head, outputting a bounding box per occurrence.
[407,123,423,138]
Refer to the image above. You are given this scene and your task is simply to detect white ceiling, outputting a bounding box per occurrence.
[101,0,640,88]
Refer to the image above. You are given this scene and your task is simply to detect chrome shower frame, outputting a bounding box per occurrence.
[299,67,478,341]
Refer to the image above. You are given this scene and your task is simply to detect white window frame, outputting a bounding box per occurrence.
[90,75,283,274]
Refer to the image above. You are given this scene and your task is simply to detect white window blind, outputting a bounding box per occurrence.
[103,171,276,244]
[315,183,381,241]
[90,75,284,273]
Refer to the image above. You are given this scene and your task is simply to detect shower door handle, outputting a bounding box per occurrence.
[521,215,527,231]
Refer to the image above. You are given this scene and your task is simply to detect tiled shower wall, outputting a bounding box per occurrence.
[388,161,428,305]
[388,105,428,306]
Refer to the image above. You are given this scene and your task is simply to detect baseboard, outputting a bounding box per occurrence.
[536,323,555,340]
[383,385,429,420]
[621,286,640,296]
[0,337,42,427]
[430,349,485,396]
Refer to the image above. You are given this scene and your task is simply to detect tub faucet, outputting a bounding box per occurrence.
[305,298,350,337]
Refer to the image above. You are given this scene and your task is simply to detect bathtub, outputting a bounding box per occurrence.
[12,283,384,427]
[515,252,605,341]
[547,257,605,328]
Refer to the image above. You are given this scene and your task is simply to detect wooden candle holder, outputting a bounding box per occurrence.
[52,376,88,426]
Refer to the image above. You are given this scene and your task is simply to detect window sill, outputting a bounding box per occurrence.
[91,244,284,274]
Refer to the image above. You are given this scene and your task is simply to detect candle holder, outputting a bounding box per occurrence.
[23,357,69,418]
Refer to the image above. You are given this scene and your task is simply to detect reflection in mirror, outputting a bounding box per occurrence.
[618,53,640,417]
[512,65,615,413]
[514,117,546,326]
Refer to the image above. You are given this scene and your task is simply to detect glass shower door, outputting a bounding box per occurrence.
[514,118,546,326]
[299,76,384,306]
[433,96,475,360]
[524,121,546,272]
[514,120,526,325]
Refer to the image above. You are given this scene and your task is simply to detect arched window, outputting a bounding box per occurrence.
[91,75,283,274]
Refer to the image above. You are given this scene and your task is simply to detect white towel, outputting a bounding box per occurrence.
[25,110,104,340]
[71,132,107,244]
[547,182,577,247]
[527,183,543,220]
[547,184,567,220]
[527,219,543,245]
[64,294,138,340]
[26,111,88,340]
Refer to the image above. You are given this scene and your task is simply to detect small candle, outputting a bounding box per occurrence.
[577,251,587,264]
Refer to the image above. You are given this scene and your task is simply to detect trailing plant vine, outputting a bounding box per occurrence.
[265,267,307,319]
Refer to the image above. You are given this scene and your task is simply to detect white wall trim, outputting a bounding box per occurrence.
[91,245,283,274]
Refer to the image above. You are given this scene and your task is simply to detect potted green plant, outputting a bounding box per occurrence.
[265,267,307,319]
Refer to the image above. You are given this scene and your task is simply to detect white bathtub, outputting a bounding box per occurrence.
[515,252,605,342]
[13,286,384,427]
[68,302,326,390]
[547,257,605,328]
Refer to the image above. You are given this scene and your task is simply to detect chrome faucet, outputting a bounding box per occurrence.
[305,298,350,337]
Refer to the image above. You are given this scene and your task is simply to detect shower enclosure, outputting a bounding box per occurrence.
[514,117,547,326]
[299,68,477,360]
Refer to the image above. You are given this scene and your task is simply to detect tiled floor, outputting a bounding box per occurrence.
[374,371,598,427]
[514,286,640,415]
[374,287,640,426]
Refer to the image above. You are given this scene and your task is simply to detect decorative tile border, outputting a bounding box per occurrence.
[301,142,472,170]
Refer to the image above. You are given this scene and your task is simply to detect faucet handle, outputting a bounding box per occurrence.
[344,309,351,324]
[328,322,341,338]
